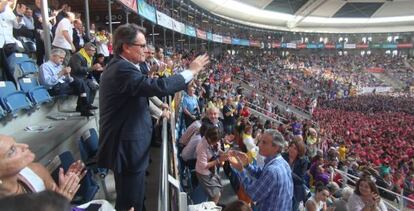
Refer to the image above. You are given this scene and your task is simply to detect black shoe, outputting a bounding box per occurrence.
[87,105,98,110]
[80,110,94,117]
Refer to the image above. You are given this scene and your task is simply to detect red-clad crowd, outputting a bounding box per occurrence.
[315,95,414,173]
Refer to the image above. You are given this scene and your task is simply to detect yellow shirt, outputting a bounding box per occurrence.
[338,146,347,161]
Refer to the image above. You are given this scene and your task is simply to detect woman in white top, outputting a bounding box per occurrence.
[0,134,83,200]
[305,183,330,211]
[347,177,388,211]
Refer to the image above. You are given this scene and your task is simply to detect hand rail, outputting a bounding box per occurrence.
[158,116,169,211]
[244,101,287,123]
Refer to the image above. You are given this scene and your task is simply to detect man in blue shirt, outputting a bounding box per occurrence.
[39,48,94,116]
[229,129,293,211]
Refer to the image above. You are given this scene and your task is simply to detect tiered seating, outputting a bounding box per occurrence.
[0,81,33,115]
[6,53,38,84]
[18,77,51,105]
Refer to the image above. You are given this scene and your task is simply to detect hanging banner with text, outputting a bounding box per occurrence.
[137,0,156,23]
[156,11,173,30]
[222,36,232,44]
[196,29,207,40]
[212,34,222,43]
[172,19,185,34]
[206,32,213,41]
[185,26,196,37]
[118,0,138,13]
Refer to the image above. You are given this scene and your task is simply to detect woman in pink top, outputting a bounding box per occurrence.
[195,127,226,204]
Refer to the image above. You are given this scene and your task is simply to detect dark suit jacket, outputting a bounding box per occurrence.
[97,55,187,173]
[72,29,90,52]
[139,62,150,75]
[68,52,91,79]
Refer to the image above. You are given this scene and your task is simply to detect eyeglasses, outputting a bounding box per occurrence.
[131,43,146,48]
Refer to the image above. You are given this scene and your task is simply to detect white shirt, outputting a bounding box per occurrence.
[181,134,202,161]
[0,5,21,48]
[96,35,109,56]
[347,193,387,211]
[52,18,73,50]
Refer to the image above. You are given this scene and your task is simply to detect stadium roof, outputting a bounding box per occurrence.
[191,0,414,33]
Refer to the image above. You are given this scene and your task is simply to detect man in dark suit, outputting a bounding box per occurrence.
[72,19,90,52]
[97,23,209,211]
[68,42,102,110]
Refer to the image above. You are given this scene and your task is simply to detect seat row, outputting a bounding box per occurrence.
[0,53,52,119]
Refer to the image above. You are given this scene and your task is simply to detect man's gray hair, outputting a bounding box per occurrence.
[113,23,146,55]
[264,129,287,150]
[147,44,155,51]
[84,42,96,50]
[50,48,66,57]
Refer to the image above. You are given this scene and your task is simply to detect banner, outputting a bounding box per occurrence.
[382,43,397,49]
[367,67,385,73]
[370,43,381,48]
[240,39,250,46]
[185,26,196,37]
[325,44,335,49]
[156,11,173,30]
[172,19,185,34]
[222,36,232,44]
[138,0,156,23]
[344,43,356,49]
[359,87,393,94]
[212,34,222,43]
[356,44,368,49]
[398,43,413,48]
[336,43,343,49]
[286,43,296,49]
[206,32,213,41]
[196,29,207,40]
[297,43,306,49]
[232,38,241,45]
[249,40,260,47]
[272,42,281,48]
[118,0,137,13]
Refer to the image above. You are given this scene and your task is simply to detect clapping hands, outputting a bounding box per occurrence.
[227,150,249,171]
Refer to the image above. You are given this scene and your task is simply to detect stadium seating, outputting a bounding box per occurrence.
[78,128,110,200]
[0,81,32,115]
[49,151,100,204]
[18,77,52,105]
[6,53,38,85]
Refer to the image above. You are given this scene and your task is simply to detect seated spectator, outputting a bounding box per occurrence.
[347,177,387,211]
[92,53,105,83]
[39,48,95,116]
[305,182,330,211]
[195,127,226,204]
[68,42,103,106]
[0,134,84,200]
